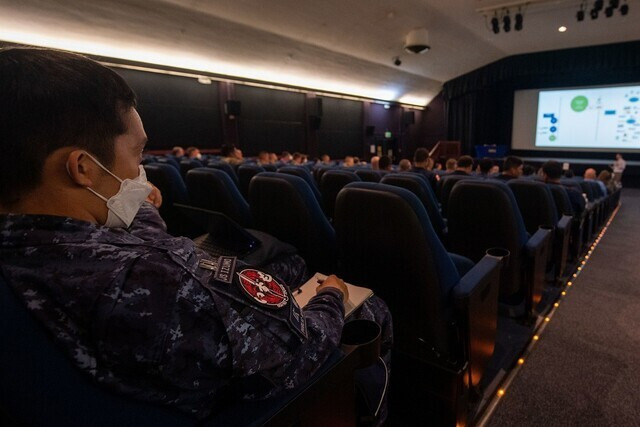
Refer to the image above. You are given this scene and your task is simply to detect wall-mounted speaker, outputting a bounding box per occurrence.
[225,100,241,116]
[365,125,375,136]
[309,97,323,117]
[402,111,415,126]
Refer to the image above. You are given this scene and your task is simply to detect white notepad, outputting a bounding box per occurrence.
[293,273,373,317]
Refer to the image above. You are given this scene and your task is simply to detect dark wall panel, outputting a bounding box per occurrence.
[317,97,363,159]
[114,68,221,150]
[234,85,305,155]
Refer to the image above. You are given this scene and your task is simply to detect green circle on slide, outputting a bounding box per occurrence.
[571,96,588,112]
[549,135,556,141]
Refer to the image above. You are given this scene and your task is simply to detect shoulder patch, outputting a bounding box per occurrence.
[236,269,289,309]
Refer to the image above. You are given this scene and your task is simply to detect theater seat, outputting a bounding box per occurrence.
[185,168,253,227]
[354,169,385,183]
[179,159,203,179]
[334,182,503,424]
[0,274,372,427]
[249,172,336,273]
[548,184,585,262]
[508,180,571,281]
[319,170,361,219]
[237,164,265,199]
[447,180,552,319]
[143,163,192,236]
[381,173,447,241]
[206,161,239,187]
[277,166,323,205]
[436,175,475,218]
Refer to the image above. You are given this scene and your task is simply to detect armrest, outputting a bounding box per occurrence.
[525,227,552,258]
[452,255,502,390]
[453,255,502,301]
[557,214,572,233]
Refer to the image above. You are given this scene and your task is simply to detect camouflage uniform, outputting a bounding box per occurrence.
[0,203,392,419]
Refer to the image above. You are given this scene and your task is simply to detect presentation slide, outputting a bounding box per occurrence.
[512,83,640,152]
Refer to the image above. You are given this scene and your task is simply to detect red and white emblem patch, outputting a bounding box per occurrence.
[237,269,289,309]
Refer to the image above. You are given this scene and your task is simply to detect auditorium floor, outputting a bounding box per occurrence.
[484,188,640,426]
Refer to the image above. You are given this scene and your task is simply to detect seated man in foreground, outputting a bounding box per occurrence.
[0,48,392,421]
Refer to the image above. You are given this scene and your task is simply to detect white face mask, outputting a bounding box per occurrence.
[76,152,151,228]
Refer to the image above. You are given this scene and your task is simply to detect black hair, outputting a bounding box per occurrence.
[503,156,523,171]
[379,155,392,170]
[478,157,494,174]
[0,47,136,205]
[414,147,428,163]
[542,161,563,180]
[457,155,473,168]
[522,164,536,176]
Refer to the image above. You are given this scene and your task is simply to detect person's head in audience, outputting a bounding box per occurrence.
[370,156,380,170]
[584,168,597,180]
[343,156,355,167]
[455,155,473,174]
[280,151,292,163]
[0,47,150,221]
[501,156,524,178]
[564,169,575,178]
[269,152,278,163]
[320,154,331,164]
[477,157,494,175]
[185,146,201,160]
[522,164,536,177]
[541,161,563,183]
[292,152,303,165]
[399,159,411,171]
[171,146,185,157]
[220,144,243,164]
[413,148,429,170]
[353,157,360,165]
[598,169,611,182]
[490,165,500,175]
[257,151,270,165]
[378,156,392,171]
[435,162,443,171]
[616,153,623,161]
[445,158,457,172]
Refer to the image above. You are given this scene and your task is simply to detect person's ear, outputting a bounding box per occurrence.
[66,150,96,187]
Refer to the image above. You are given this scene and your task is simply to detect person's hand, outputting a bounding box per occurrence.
[146,183,163,208]
[316,274,349,303]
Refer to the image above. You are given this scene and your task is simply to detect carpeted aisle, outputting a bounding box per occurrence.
[486,189,640,426]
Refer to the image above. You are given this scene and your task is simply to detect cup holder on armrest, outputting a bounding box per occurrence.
[340,319,381,368]
[486,247,510,268]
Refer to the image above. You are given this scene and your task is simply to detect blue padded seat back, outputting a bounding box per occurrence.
[447,179,527,299]
[354,169,384,183]
[143,163,190,236]
[206,161,239,186]
[381,173,447,238]
[319,170,361,218]
[179,159,203,179]
[578,181,596,201]
[0,274,192,427]
[237,164,266,199]
[548,184,574,216]
[249,172,336,273]
[185,168,253,227]
[334,182,460,356]
[508,180,558,235]
[437,175,475,217]
[277,166,323,205]
[560,178,583,195]
[156,156,180,171]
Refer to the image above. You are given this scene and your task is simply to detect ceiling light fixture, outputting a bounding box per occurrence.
[514,9,524,31]
[491,13,500,34]
[558,25,568,32]
[503,10,512,32]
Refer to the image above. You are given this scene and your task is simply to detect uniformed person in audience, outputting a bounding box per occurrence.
[0,47,392,422]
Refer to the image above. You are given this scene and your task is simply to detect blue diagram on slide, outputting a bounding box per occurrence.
[535,86,640,149]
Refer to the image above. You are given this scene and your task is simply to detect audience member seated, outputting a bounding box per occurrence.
[542,161,585,215]
[280,151,293,164]
[411,148,438,188]
[398,159,412,172]
[494,156,524,182]
[291,152,304,165]
[370,156,380,170]
[597,169,616,194]
[220,143,244,165]
[185,146,202,160]
[343,155,355,167]
[378,155,393,171]
[445,158,457,173]
[319,154,332,165]
[256,150,271,166]
[171,146,185,158]
[584,167,608,196]
[269,152,279,164]
[522,164,536,178]
[476,157,494,178]
[0,48,392,422]
[450,155,473,176]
